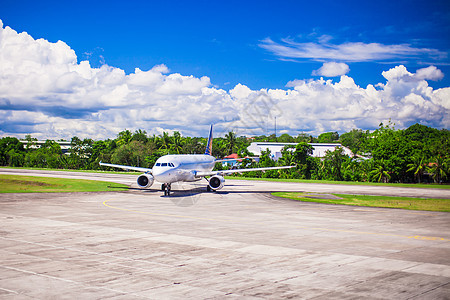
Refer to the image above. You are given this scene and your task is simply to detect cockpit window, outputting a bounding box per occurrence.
[155,162,175,167]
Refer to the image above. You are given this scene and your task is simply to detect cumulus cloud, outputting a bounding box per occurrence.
[0,20,449,140]
[415,66,444,81]
[259,37,447,63]
[0,20,238,139]
[312,62,350,77]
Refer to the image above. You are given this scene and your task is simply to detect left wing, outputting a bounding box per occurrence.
[99,162,152,173]
[196,165,295,177]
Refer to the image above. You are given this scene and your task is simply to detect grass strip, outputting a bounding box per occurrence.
[0,166,139,175]
[0,174,129,193]
[226,176,450,189]
[272,192,450,212]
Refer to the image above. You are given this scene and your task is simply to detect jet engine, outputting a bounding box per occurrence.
[209,175,225,191]
[137,174,154,188]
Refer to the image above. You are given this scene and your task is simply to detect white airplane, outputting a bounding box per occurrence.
[100,125,294,196]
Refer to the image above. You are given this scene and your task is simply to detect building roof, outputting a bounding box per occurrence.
[224,153,239,159]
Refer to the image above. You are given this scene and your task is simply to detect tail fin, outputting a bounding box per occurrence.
[204,125,213,155]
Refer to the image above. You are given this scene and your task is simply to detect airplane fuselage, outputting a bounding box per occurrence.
[152,154,216,184]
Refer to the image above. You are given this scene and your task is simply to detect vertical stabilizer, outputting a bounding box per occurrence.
[204,125,213,155]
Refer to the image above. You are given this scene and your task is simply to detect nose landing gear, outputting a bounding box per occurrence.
[161,183,172,196]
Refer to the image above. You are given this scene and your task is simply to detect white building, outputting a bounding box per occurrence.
[247,142,354,160]
[19,140,72,154]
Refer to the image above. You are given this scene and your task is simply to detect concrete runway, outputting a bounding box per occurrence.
[1,169,449,298]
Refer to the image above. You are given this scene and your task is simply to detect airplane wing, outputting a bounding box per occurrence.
[99,162,152,173]
[195,165,295,177]
[214,157,258,163]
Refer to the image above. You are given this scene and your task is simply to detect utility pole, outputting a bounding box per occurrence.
[274,116,277,138]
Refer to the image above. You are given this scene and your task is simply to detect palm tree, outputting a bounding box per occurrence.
[116,130,132,147]
[427,156,448,184]
[407,156,426,183]
[170,131,184,154]
[157,132,172,150]
[370,161,391,183]
[224,131,237,155]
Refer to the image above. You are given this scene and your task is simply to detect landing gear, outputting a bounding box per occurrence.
[162,183,171,196]
[206,185,211,192]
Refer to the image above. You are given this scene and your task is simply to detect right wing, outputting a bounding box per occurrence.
[99,162,152,173]
[196,165,295,177]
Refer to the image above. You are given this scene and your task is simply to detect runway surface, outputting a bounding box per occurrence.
[1,169,449,298]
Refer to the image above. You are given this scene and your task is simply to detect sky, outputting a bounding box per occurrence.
[1,0,449,139]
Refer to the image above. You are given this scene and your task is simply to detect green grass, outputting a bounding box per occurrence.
[0,166,139,175]
[272,192,450,212]
[0,174,129,193]
[226,176,450,189]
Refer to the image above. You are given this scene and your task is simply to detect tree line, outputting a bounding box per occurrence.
[0,123,448,184]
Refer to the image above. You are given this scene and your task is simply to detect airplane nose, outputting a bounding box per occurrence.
[153,168,171,183]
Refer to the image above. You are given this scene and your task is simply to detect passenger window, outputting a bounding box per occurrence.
[155,163,160,166]
[161,163,168,167]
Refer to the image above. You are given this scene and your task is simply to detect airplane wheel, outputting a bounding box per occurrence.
[161,184,166,191]
[165,184,171,196]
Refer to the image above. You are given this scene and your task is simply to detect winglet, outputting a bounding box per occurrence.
[204,124,213,155]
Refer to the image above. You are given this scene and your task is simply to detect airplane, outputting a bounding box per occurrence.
[100,125,295,196]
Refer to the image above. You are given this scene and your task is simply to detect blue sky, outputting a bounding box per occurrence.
[3,0,449,90]
[0,0,449,139]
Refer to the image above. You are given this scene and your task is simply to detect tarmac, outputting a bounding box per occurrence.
[0,169,449,299]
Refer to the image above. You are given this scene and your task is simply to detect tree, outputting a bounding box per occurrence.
[157,132,172,150]
[170,131,184,154]
[24,134,37,151]
[295,133,313,143]
[322,147,346,181]
[340,129,368,154]
[0,137,25,166]
[317,132,339,143]
[131,129,148,143]
[407,156,426,183]
[278,133,294,143]
[290,142,315,179]
[68,137,94,169]
[224,131,237,155]
[111,141,153,168]
[370,160,391,183]
[116,130,133,147]
[182,137,206,154]
[278,145,299,179]
[258,149,278,178]
[427,157,448,184]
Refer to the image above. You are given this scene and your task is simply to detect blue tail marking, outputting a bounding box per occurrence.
[205,125,213,155]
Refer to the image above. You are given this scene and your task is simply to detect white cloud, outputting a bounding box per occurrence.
[0,20,449,140]
[259,37,447,63]
[415,66,444,81]
[312,62,350,77]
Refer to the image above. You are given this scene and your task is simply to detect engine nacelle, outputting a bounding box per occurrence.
[137,173,154,188]
[209,175,225,191]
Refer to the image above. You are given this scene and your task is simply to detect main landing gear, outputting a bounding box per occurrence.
[161,183,171,196]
